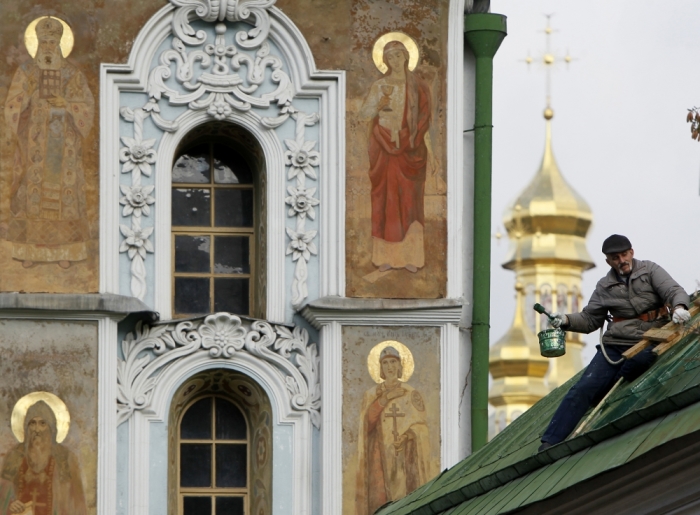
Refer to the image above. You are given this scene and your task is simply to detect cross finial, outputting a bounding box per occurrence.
[523,14,577,118]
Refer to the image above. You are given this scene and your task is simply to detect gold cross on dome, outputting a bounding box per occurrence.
[523,14,576,112]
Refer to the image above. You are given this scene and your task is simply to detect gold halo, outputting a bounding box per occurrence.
[11,392,71,444]
[24,16,75,59]
[367,340,415,384]
[372,32,419,74]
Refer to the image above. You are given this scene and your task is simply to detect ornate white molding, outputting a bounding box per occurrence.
[115,0,321,307]
[117,313,320,427]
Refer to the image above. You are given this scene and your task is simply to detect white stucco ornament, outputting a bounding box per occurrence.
[117,313,321,427]
[117,0,321,308]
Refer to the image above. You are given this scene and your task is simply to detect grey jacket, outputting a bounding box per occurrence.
[566,259,690,346]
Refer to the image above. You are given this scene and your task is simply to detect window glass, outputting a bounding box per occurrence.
[178,396,251,514]
[214,189,253,228]
[172,189,211,227]
[214,236,249,274]
[172,139,256,318]
[214,279,249,314]
[213,144,252,184]
[174,278,210,315]
[183,497,211,515]
[215,399,247,440]
[216,496,244,515]
[215,444,247,488]
[175,236,211,274]
[173,144,210,183]
[181,398,212,439]
[180,444,212,487]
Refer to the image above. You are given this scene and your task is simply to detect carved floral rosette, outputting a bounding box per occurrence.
[118,0,320,308]
[117,312,321,427]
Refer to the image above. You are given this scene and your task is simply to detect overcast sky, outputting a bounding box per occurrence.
[489,0,700,363]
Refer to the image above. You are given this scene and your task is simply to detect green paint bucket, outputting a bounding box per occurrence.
[537,328,566,358]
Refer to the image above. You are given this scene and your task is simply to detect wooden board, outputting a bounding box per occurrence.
[623,339,653,359]
[644,328,680,343]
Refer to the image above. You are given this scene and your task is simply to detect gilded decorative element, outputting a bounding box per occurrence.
[24,16,74,58]
[366,340,415,384]
[11,391,70,443]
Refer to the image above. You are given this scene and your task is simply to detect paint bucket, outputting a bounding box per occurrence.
[537,328,566,358]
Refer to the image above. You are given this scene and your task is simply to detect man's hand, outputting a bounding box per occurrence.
[549,312,568,329]
[673,306,691,324]
[9,500,25,514]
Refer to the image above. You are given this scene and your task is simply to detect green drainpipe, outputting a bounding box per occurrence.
[465,13,507,453]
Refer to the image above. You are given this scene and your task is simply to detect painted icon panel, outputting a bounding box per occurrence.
[0,320,97,515]
[0,16,97,291]
[342,326,441,515]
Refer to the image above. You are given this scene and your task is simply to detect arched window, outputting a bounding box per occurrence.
[169,369,273,515]
[178,396,249,514]
[171,124,266,318]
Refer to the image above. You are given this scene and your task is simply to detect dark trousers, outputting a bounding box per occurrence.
[541,344,657,445]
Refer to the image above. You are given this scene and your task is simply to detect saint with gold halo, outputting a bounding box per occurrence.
[3,16,94,269]
[0,393,87,515]
[360,33,433,274]
[355,343,434,515]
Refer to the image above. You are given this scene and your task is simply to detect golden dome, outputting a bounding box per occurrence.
[502,114,594,270]
[489,285,550,406]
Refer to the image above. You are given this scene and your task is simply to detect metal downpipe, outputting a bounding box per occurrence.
[465,12,507,452]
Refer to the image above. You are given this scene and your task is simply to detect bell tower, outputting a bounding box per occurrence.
[489,16,595,436]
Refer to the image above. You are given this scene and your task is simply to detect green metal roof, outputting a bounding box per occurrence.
[376,300,700,515]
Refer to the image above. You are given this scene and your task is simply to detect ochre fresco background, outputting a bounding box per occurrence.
[0,0,164,293]
[0,320,98,514]
[0,0,448,297]
[341,325,441,514]
[277,0,449,299]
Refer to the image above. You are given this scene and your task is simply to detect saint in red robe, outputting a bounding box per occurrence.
[361,45,431,270]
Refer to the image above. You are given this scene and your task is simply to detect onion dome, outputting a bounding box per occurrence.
[502,109,595,271]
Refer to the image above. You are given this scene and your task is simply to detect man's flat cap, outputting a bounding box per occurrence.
[602,234,632,254]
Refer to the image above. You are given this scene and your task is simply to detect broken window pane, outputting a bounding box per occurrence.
[175,235,211,273]
[214,236,249,274]
[173,188,211,227]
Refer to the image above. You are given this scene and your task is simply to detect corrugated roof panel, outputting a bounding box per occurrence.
[546,418,661,497]
[496,458,574,514]
[629,401,700,460]
[520,452,585,502]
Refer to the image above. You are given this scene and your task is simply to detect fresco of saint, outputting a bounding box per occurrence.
[3,17,94,269]
[0,398,87,515]
[359,38,432,274]
[355,346,432,515]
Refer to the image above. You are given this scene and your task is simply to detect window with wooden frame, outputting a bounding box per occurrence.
[177,395,249,515]
[172,140,256,317]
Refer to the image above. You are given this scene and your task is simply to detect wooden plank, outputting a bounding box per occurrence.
[644,328,679,343]
[654,320,700,356]
[623,339,653,359]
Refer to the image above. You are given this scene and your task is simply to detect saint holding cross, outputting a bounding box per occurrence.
[355,344,433,515]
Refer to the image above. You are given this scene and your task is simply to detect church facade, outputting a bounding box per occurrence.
[0,1,492,513]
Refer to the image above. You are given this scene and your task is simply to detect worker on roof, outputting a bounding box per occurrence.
[538,234,691,452]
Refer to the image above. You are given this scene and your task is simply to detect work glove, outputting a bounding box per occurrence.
[549,312,568,329]
[672,307,691,324]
